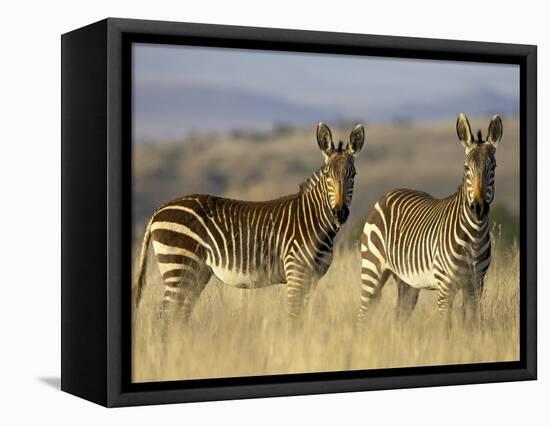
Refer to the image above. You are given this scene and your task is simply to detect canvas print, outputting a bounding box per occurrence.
[131,43,520,383]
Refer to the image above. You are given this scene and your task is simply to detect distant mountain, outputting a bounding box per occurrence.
[373,87,519,123]
[133,84,519,142]
[134,85,342,142]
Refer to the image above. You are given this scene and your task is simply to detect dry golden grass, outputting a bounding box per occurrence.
[132,238,519,383]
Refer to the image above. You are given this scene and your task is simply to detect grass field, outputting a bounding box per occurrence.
[132,237,519,383]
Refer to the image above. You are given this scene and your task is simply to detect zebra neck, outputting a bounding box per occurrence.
[298,168,323,193]
[298,170,340,233]
[457,186,490,251]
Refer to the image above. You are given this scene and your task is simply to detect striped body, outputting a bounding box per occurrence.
[152,186,339,288]
[359,187,491,321]
[358,113,502,326]
[135,123,364,324]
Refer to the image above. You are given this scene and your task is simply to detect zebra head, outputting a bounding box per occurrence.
[456,113,503,219]
[316,122,365,224]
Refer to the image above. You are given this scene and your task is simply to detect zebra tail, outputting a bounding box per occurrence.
[135,215,154,308]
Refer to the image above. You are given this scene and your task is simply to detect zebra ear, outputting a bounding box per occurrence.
[456,113,474,152]
[486,115,503,148]
[317,122,334,159]
[348,124,365,156]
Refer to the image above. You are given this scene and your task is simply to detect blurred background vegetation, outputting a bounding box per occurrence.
[133,116,520,250]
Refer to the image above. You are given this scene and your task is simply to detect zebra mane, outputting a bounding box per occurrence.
[298,167,323,194]
[475,130,483,144]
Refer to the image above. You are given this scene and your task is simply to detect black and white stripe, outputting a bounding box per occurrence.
[358,114,503,326]
[135,123,365,323]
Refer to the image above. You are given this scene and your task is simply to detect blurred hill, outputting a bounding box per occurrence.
[134,85,343,142]
[133,115,520,245]
[134,85,518,143]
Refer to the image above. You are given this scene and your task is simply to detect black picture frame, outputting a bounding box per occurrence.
[61,17,537,407]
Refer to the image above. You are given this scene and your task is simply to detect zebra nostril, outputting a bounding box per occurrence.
[333,206,349,224]
[477,203,485,217]
[470,201,484,218]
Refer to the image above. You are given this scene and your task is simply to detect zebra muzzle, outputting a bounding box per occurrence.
[470,200,487,219]
[333,205,349,225]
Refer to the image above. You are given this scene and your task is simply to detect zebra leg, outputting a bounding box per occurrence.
[395,277,420,320]
[161,265,212,324]
[180,266,212,323]
[436,281,458,331]
[357,268,391,324]
[285,269,314,328]
[462,279,484,327]
[358,222,390,325]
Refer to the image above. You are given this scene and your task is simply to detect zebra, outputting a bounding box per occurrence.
[358,113,503,327]
[135,123,365,325]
